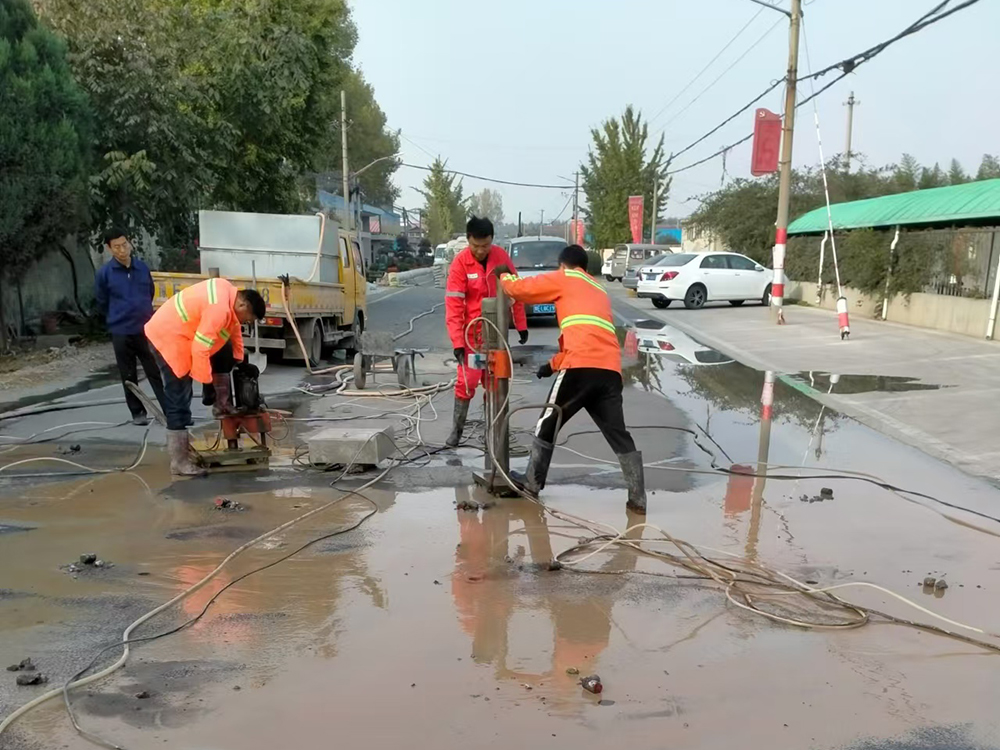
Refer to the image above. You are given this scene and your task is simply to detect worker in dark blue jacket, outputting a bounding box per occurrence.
[94,227,168,425]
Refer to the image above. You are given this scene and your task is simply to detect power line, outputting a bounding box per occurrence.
[648,7,765,126]
[656,13,785,137]
[666,0,982,176]
[399,162,572,190]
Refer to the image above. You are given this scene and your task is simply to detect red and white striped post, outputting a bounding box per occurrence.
[837,296,851,339]
[771,229,786,324]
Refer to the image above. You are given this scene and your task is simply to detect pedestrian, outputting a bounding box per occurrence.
[144,277,266,475]
[496,244,646,513]
[94,227,168,426]
[445,216,528,447]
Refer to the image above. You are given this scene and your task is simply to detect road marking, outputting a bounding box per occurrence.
[369,288,410,305]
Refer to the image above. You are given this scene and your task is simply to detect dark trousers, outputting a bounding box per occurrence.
[112,334,168,419]
[152,342,235,430]
[536,368,636,455]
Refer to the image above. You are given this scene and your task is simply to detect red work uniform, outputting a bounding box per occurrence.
[446,245,527,399]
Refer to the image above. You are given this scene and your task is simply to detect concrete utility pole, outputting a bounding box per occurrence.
[770,0,802,323]
[649,180,659,245]
[539,210,544,238]
[340,90,350,230]
[572,171,579,244]
[844,92,858,171]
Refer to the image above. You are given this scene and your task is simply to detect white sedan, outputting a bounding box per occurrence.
[636,252,772,310]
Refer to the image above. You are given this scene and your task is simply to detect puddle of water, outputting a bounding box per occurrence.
[0,365,120,414]
[787,371,944,394]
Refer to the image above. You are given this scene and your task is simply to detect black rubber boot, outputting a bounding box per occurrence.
[619,450,647,514]
[445,397,471,447]
[211,374,233,418]
[510,438,555,497]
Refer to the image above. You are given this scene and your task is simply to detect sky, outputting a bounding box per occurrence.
[350,0,998,226]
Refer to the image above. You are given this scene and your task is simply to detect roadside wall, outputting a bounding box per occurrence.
[1,237,98,336]
[787,280,996,340]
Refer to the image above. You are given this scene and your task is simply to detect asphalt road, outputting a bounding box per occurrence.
[2,283,999,749]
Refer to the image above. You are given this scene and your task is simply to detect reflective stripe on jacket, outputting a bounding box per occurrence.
[445,246,527,351]
[500,268,620,374]
[144,277,245,384]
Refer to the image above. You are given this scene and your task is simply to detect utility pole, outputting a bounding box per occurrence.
[340,90,350,230]
[770,0,802,323]
[539,209,544,238]
[844,91,858,171]
[572,171,579,245]
[649,180,659,245]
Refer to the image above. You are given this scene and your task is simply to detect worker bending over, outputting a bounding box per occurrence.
[445,216,528,447]
[497,245,646,514]
[145,277,266,476]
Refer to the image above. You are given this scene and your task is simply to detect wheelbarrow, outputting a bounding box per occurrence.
[352,331,426,390]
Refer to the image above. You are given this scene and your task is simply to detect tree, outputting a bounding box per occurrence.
[893,153,920,192]
[418,157,466,245]
[918,162,946,190]
[468,188,504,225]
[580,106,670,250]
[948,159,968,185]
[0,0,91,346]
[316,68,399,209]
[976,154,1000,181]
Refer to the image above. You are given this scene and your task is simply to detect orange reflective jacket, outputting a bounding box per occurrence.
[145,277,245,384]
[500,268,620,374]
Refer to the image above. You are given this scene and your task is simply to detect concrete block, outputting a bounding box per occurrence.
[307,424,397,467]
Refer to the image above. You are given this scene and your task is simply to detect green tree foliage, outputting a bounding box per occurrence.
[947,159,968,185]
[468,188,504,225]
[316,68,400,209]
[418,157,466,245]
[976,154,1000,180]
[0,0,90,343]
[580,106,670,250]
[917,162,946,190]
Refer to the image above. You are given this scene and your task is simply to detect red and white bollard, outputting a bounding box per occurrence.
[771,230,786,324]
[760,370,775,421]
[836,296,851,340]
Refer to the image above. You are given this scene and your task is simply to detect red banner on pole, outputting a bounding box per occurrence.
[628,196,644,244]
[574,219,585,245]
[751,108,781,176]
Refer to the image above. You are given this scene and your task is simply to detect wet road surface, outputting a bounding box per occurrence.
[2,286,999,749]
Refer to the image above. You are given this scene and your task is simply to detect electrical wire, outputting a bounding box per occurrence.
[399,162,572,190]
[649,6,766,126]
[0,430,150,479]
[666,0,983,175]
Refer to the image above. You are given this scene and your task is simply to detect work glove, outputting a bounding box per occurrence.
[518,330,529,345]
[493,264,513,277]
[453,347,465,364]
[537,363,554,379]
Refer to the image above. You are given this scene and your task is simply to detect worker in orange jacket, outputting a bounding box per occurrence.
[145,277,266,475]
[445,216,528,447]
[497,244,645,513]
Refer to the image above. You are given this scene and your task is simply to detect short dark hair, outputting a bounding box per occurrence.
[240,289,267,320]
[559,244,589,270]
[102,226,129,247]
[466,216,494,240]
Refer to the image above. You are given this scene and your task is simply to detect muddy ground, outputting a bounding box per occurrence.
[1,287,999,749]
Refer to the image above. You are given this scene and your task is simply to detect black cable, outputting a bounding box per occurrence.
[62,491,379,750]
[649,7,766,126]
[399,162,571,190]
[666,0,982,175]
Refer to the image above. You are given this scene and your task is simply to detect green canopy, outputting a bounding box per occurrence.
[788,179,1000,235]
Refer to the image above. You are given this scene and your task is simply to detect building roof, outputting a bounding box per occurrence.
[787,179,1000,235]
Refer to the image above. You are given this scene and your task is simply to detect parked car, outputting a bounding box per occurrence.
[632,319,734,366]
[609,243,677,282]
[636,252,772,310]
[505,235,568,319]
[623,253,672,291]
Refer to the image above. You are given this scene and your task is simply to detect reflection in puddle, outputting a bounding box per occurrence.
[786,371,944,394]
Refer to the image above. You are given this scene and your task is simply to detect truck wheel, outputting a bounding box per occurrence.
[309,321,323,366]
[344,313,363,358]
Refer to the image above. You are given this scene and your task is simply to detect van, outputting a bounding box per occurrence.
[507,235,568,319]
[610,244,676,282]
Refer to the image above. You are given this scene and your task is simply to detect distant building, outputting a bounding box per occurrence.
[681,220,727,253]
[317,190,401,266]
